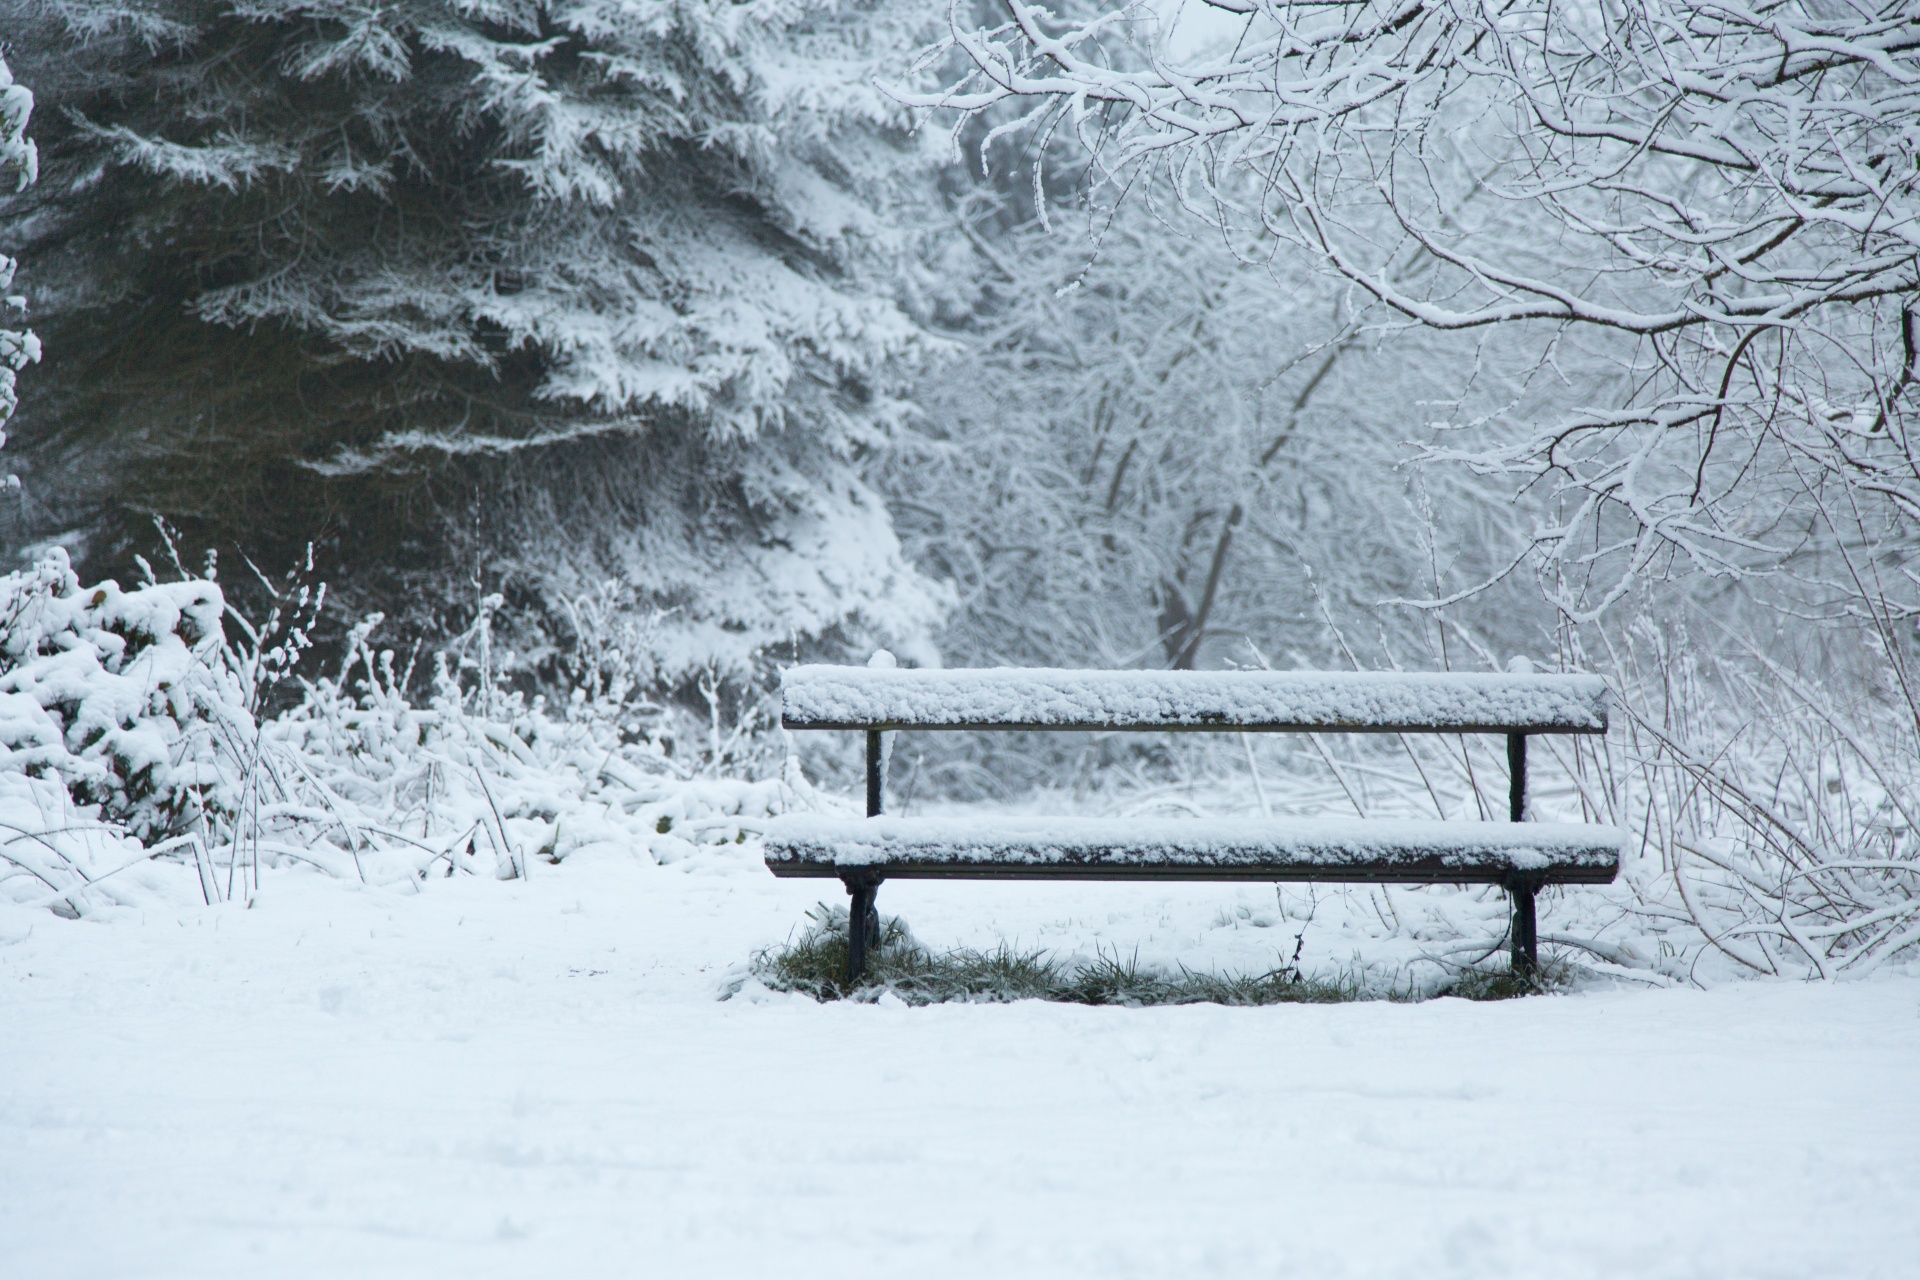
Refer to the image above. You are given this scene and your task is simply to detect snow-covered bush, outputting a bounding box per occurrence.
[258,605,802,890]
[0,549,255,911]
[0,552,822,915]
[0,549,245,842]
[1582,617,1920,978]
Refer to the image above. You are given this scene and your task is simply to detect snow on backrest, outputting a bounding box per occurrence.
[780,666,1609,733]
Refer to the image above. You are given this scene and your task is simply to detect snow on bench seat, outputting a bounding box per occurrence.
[780,666,1609,734]
[764,815,1623,885]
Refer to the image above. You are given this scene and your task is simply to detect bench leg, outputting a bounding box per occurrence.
[851,727,887,989]
[844,878,881,986]
[1506,733,1536,976]
[1510,884,1538,976]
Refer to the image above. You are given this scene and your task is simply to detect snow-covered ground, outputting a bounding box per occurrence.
[4,846,1917,1279]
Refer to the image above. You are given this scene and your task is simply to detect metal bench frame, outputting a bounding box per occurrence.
[769,668,1613,984]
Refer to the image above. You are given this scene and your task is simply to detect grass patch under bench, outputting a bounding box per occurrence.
[752,906,1569,1006]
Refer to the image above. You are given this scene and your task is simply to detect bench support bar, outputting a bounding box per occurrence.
[1508,732,1527,822]
[866,730,884,819]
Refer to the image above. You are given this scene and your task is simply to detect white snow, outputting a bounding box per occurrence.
[765,814,1623,880]
[781,666,1611,732]
[3,851,1917,1279]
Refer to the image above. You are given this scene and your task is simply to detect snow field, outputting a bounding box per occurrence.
[3,851,1917,1279]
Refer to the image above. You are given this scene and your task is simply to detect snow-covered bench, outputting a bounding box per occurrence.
[764,666,1620,983]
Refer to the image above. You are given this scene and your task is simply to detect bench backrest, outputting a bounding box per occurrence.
[781,666,1608,735]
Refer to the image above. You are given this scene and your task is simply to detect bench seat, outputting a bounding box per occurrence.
[765,814,1623,885]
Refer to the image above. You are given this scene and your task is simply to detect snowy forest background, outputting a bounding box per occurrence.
[1,0,1917,982]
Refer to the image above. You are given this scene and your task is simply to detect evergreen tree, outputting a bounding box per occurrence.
[0,0,947,682]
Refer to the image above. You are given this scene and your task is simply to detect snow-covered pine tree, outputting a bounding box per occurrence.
[0,0,947,683]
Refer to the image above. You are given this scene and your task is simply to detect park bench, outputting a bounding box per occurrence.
[763,666,1621,984]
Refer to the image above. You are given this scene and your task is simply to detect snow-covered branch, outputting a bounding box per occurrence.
[918,0,1920,613]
